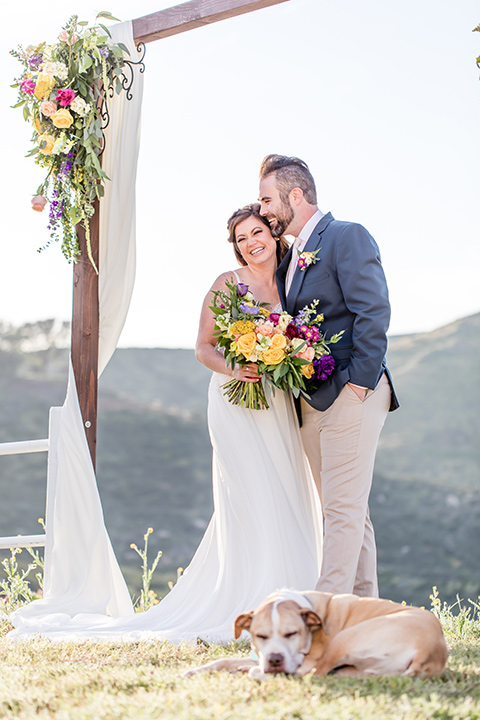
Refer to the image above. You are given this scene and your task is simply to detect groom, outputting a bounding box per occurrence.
[259,154,399,598]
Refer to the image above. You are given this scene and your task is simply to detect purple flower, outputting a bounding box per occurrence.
[293,309,307,326]
[236,282,249,297]
[285,323,300,340]
[28,53,43,70]
[314,355,335,381]
[269,312,281,325]
[99,46,110,59]
[239,303,259,315]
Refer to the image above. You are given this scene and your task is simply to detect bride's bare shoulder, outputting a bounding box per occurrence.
[209,269,245,292]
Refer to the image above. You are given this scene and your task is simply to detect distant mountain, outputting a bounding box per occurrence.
[0,315,478,607]
[378,313,480,490]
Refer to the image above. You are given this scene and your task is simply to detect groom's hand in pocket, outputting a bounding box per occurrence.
[347,382,368,401]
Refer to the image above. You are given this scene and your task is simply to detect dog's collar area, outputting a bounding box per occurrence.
[274,590,315,611]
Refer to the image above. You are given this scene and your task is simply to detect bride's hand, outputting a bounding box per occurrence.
[232,364,261,382]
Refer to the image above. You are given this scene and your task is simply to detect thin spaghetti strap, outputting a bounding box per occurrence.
[232,270,240,283]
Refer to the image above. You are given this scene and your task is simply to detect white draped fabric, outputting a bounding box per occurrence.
[8,23,324,642]
[10,21,143,629]
[10,375,323,642]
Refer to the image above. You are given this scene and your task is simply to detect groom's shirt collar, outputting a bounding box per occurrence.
[295,208,324,252]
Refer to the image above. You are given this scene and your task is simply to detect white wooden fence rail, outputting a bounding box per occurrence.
[0,407,60,551]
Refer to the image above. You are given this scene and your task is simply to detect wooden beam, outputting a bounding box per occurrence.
[133,0,290,44]
[71,201,100,470]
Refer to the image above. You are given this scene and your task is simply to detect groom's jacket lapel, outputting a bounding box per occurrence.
[286,213,334,315]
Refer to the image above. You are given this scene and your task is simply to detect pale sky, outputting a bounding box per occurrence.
[1,0,479,348]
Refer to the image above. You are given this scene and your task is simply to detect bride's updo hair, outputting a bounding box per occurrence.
[227,203,289,267]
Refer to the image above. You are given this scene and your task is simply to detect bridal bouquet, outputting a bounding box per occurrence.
[11,13,129,267]
[210,281,343,410]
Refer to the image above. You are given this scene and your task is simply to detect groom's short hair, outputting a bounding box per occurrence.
[259,154,317,205]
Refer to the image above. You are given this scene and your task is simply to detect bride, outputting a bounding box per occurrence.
[9,204,322,643]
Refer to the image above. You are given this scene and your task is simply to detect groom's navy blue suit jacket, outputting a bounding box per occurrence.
[276,212,399,413]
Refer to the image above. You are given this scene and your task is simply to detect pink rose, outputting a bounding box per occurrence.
[40,100,57,117]
[255,323,274,338]
[20,78,36,95]
[294,346,315,362]
[31,195,47,212]
[58,30,79,45]
[56,88,76,107]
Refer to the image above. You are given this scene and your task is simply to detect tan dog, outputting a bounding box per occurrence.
[185,589,448,679]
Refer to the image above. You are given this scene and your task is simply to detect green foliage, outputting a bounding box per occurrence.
[0,545,43,615]
[130,527,164,612]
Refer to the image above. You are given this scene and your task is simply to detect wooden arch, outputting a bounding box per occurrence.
[72,0,290,467]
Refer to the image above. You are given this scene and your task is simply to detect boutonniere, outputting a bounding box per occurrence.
[297,247,321,271]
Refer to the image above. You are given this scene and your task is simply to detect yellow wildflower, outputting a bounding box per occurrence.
[230,319,255,335]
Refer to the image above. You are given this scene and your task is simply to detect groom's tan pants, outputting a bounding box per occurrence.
[299,373,391,597]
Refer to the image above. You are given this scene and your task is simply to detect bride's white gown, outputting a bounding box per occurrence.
[10,371,323,643]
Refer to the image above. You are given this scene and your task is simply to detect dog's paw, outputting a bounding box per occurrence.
[248,666,268,681]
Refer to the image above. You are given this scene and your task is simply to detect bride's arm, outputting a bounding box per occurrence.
[195,273,261,382]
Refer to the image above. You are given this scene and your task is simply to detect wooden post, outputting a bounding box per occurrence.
[71,201,99,469]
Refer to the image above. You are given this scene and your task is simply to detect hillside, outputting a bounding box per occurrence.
[0,315,478,606]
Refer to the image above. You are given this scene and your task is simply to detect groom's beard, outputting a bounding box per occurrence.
[268,198,294,238]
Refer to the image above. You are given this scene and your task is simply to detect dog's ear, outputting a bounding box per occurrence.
[234,611,254,639]
[300,609,322,632]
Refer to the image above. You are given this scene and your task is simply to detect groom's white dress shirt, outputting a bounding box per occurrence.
[285,209,324,294]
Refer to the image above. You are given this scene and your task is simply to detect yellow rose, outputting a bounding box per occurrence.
[37,133,56,154]
[236,331,257,360]
[34,72,56,99]
[262,348,285,365]
[51,108,74,129]
[270,334,287,350]
[301,362,315,379]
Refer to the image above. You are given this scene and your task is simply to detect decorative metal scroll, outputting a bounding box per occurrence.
[99,42,146,151]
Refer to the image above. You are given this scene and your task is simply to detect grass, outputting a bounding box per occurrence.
[0,595,479,720]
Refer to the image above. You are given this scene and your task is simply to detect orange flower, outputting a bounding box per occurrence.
[270,334,287,350]
[236,332,257,360]
[37,133,55,154]
[262,347,285,365]
[51,108,73,128]
[31,195,47,212]
[301,362,315,379]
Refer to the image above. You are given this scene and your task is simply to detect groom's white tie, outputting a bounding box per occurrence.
[285,236,305,295]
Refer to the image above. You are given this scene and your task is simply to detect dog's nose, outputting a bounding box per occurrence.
[267,653,285,671]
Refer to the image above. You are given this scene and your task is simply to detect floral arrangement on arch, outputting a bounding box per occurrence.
[11,13,130,268]
[210,280,344,410]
